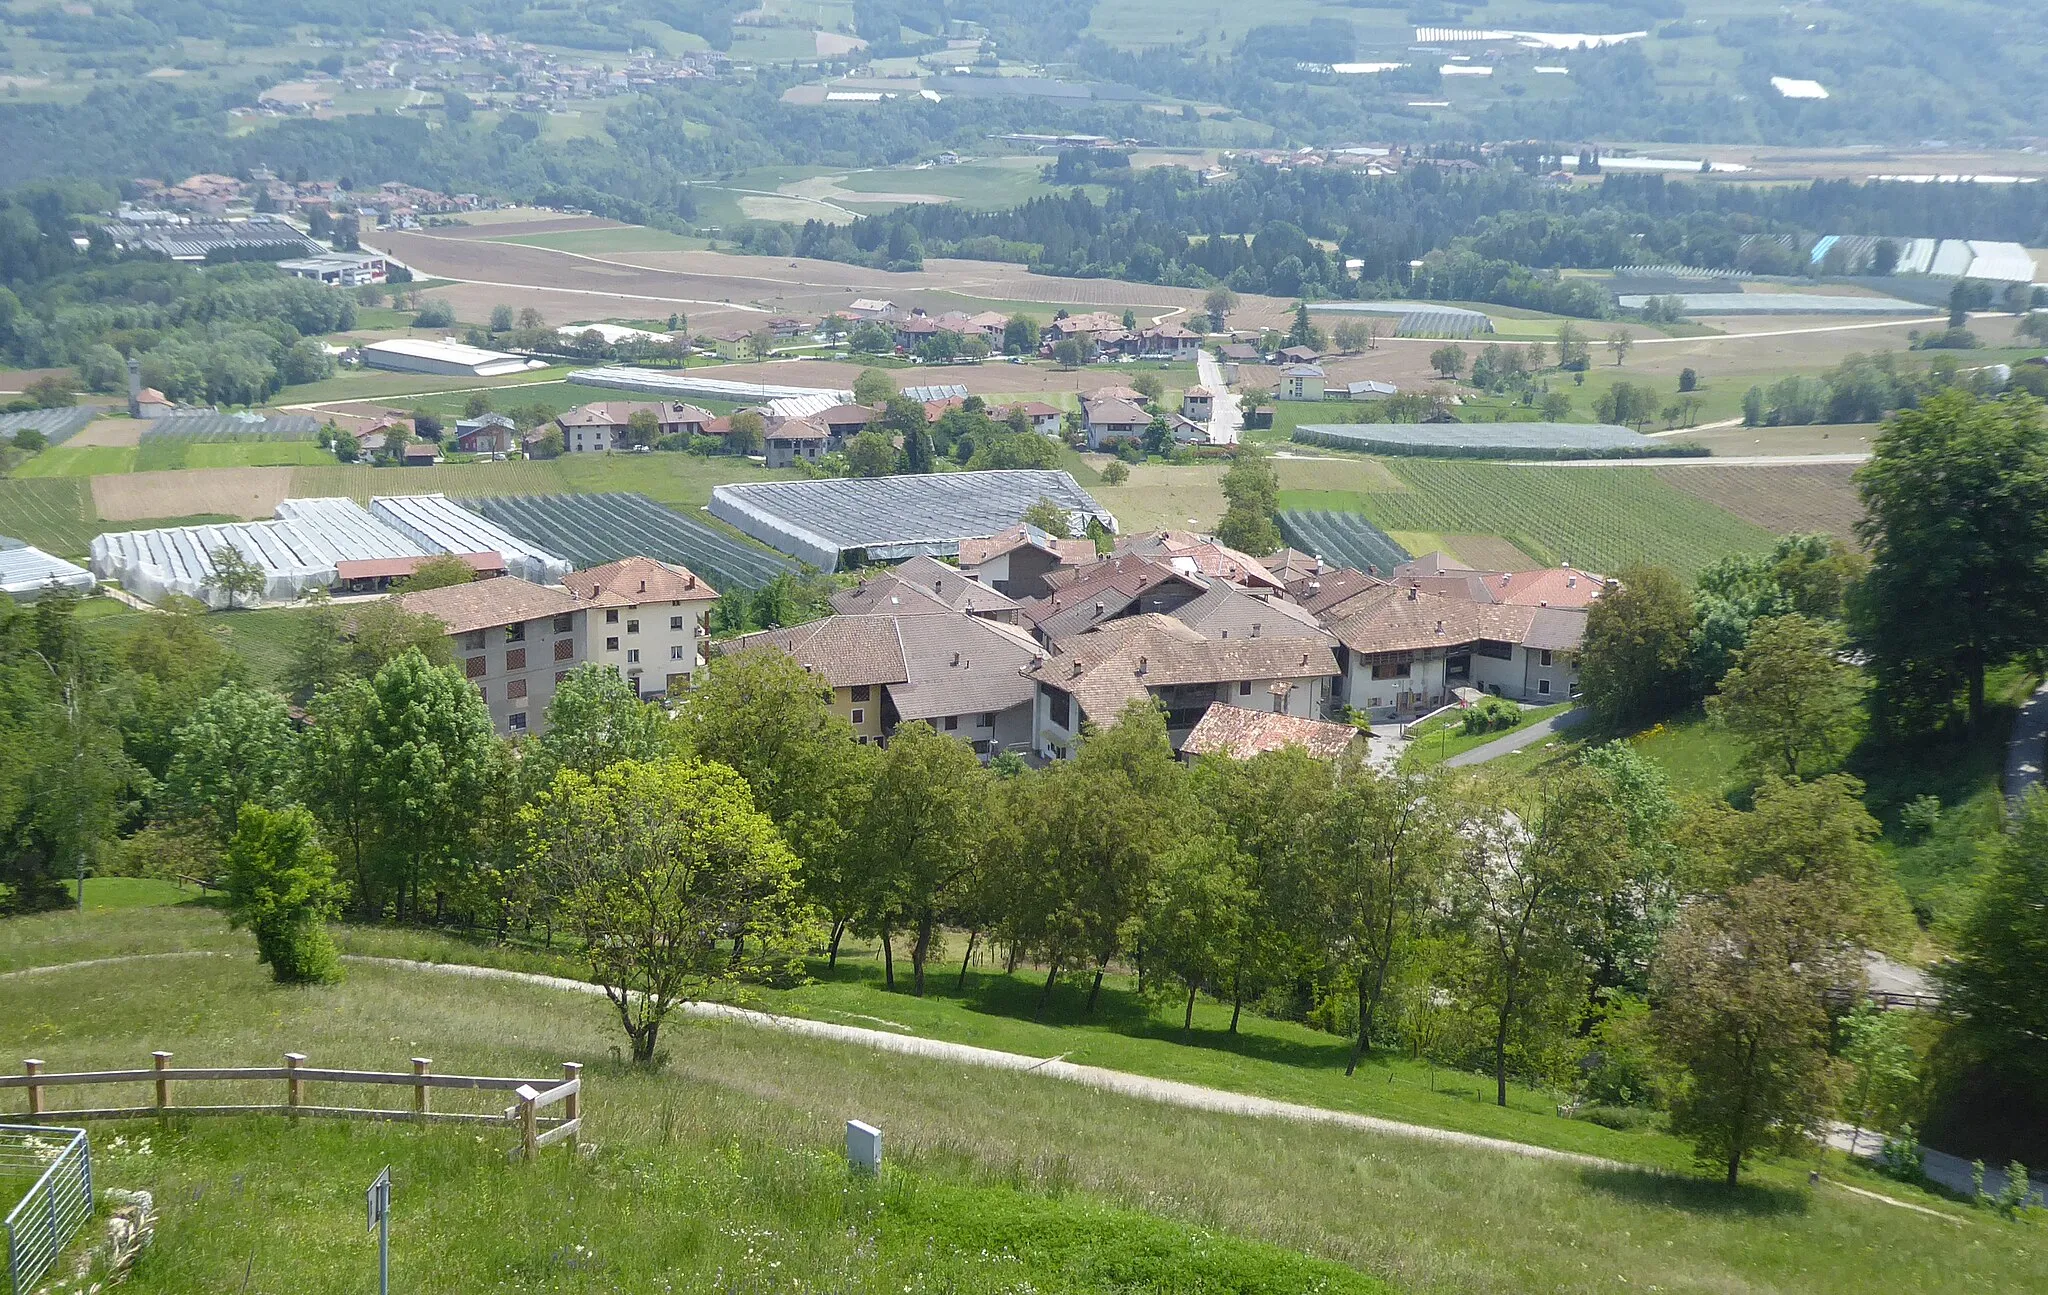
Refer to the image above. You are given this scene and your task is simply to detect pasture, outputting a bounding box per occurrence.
[3,899,2033,1295]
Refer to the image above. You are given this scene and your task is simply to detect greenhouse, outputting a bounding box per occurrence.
[710,470,1118,571]
[90,498,429,607]
[567,366,853,405]
[1292,422,1702,460]
[368,494,571,584]
[0,544,95,601]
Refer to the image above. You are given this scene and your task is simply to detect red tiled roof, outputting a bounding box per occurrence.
[562,555,718,605]
[1181,704,1361,760]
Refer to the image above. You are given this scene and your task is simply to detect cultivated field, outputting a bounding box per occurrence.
[1441,535,1542,570]
[1090,456,1407,534]
[91,467,297,523]
[0,477,95,553]
[1650,462,1868,539]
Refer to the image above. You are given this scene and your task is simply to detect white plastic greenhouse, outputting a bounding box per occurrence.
[0,545,95,601]
[369,495,570,584]
[89,498,429,608]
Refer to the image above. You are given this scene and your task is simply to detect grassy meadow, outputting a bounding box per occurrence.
[4,896,2037,1294]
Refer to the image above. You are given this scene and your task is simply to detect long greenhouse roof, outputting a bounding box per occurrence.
[710,470,1118,571]
[567,366,853,404]
[1295,422,1664,454]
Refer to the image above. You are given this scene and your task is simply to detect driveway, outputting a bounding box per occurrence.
[1444,707,1587,768]
[2005,680,2048,806]
[1195,349,1241,446]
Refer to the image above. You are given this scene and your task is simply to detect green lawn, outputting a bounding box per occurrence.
[5,900,2029,1295]
[1279,459,1773,583]
[1401,701,1576,769]
[12,445,139,477]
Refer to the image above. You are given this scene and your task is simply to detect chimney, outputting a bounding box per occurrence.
[1434,619,1444,635]
[1567,575,1576,588]
[1251,623,1261,636]
[1407,586,1418,601]
[952,651,961,666]
[686,574,696,590]
[126,355,142,419]
[638,579,647,593]
[1137,655,1149,675]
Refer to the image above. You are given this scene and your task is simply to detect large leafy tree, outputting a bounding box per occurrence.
[1314,762,1453,1073]
[678,647,873,952]
[1856,390,2048,732]
[1215,443,1282,555]
[1652,877,1850,1184]
[1578,563,1696,729]
[1705,613,1864,780]
[857,721,991,996]
[525,758,817,1062]
[163,683,297,847]
[1450,768,1626,1105]
[224,804,343,984]
[1196,748,1330,1032]
[524,663,681,788]
[1141,827,1249,1034]
[1938,791,2048,1088]
[353,649,504,920]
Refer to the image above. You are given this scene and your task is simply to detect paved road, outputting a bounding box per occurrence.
[2004,680,2048,805]
[1444,707,1587,767]
[1195,349,1241,446]
[1829,1124,2046,1206]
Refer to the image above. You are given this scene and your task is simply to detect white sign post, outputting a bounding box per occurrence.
[366,1166,391,1295]
[846,1120,882,1175]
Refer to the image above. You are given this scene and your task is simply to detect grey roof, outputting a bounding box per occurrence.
[0,407,97,445]
[1614,292,1929,315]
[567,366,852,404]
[120,221,319,260]
[709,470,1119,572]
[0,545,93,599]
[887,614,1043,721]
[833,555,1024,618]
[1169,582,1336,645]
[901,384,970,403]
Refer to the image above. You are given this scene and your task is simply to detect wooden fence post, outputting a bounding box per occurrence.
[516,1084,539,1162]
[153,1051,172,1113]
[561,1062,581,1125]
[413,1058,431,1119]
[285,1052,305,1115]
[23,1059,43,1117]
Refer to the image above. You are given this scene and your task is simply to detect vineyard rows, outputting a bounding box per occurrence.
[140,414,322,443]
[0,478,96,556]
[1360,461,1772,581]
[1278,510,1410,575]
[462,492,796,592]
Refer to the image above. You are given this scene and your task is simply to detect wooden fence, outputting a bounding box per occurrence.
[0,1054,583,1161]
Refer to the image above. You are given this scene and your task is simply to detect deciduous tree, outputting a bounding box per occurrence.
[1215,443,1281,555]
[163,684,297,847]
[1578,564,1696,730]
[1938,791,2048,1087]
[1706,613,1863,779]
[858,722,991,995]
[225,804,343,983]
[527,758,816,1062]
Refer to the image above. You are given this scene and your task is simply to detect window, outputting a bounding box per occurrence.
[606,609,619,624]
[1370,659,1410,680]
[555,671,569,684]
[627,649,640,664]
[460,630,486,651]
[505,648,525,671]
[1475,639,1514,661]
[851,708,865,724]
[1540,649,1553,667]
[1538,679,1551,695]
[670,615,685,631]
[554,639,574,662]
[1238,680,1252,696]
[553,614,574,633]
[507,678,527,700]
[504,622,525,644]
[980,713,995,729]
[508,712,528,732]
[943,716,959,731]
[1049,691,1071,728]
[606,637,619,651]
[626,619,639,634]
[465,656,487,679]
[670,645,686,660]
[850,684,871,702]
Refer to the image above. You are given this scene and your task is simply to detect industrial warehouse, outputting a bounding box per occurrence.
[708,470,1118,571]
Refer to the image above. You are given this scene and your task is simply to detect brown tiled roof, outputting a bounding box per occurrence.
[1081,396,1149,426]
[396,577,583,637]
[1170,582,1335,644]
[1083,384,1147,403]
[1181,704,1361,761]
[1025,555,1207,641]
[724,616,908,689]
[888,614,1044,721]
[832,556,1022,619]
[1025,614,1339,723]
[1113,530,1284,591]
[956,524,1096,569]
[1323,585,1588,656]
[1291,567,1393,616]
[562,555,718,606]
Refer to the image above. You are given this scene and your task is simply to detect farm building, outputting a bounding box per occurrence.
[277,252,389,287]
[368,494,571,584]
[89,495,569,606]
[709,470,1118,572]
[359,338,542,378]
[0,544,95,601]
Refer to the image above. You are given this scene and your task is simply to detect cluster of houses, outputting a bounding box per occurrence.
[718,528,1606,763]
[395,516,1601,761]
[362,30,729,110]
[123,172,489,226]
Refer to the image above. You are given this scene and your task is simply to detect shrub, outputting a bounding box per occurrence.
[1899,794,1942,841]
[1459,696,1521,735]
[224,804,343,984]
[1572,1104,1661,1132]
[1099,459,1130,485]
